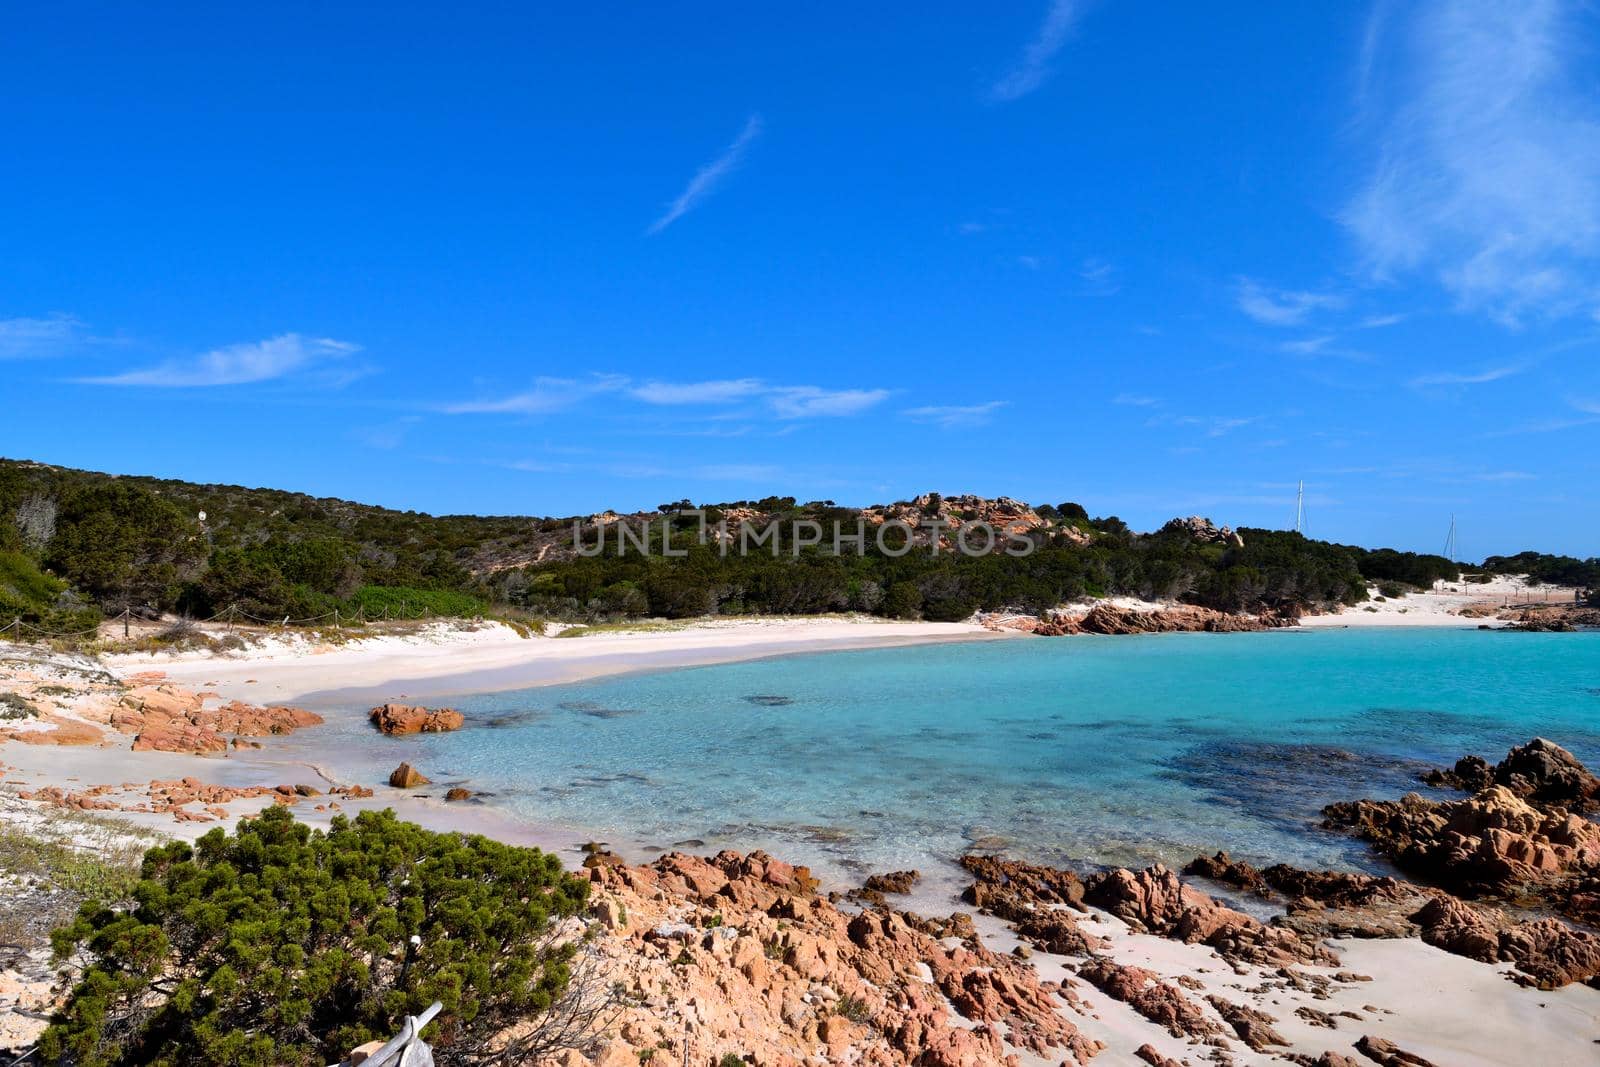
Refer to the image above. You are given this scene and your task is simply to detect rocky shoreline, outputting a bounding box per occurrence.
[540,738,1600,1065]
[4,639,1600,1064]
[984,602,1303,637]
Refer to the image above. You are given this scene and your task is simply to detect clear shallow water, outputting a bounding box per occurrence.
[286,629,1600,887]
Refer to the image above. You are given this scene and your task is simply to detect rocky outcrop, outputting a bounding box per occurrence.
[1206,994,1288,1050]
[388,762,430,788]
[368,703,465,736]
[444,787,473,802]
[1183,851,1272,896]
[1499,605,1600,631]
[1014,602,1297,637]
[1409,895,1600,989]
[1322,785,1600,899]
[1083,864,1337,966]
[0,714,105,746]
[574,846,1105,1066]
[1353,1034,1438,1066]
[1421,738,1600,813]
[19,776,373,824]
[106,684,322,754]
[862,869,919,895]
[960,855,1103,957]
[1075,958,1223,1040]
[1159,515,1245,548]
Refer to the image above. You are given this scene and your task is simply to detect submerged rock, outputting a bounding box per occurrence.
[863,869,920,895]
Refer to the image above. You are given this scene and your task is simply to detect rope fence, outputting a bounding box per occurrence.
[0,599,472,647]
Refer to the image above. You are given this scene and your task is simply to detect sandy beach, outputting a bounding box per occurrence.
[1299,574,1575,629]
[125,615,1005,705]
[5,610,1600,1065]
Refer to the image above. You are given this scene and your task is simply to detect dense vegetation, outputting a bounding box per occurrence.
[484,520,1373,621]
[1352,547,1461,590]
[1481,551,1600,591]
[2,456,1590,629]
[41,807,590,1067]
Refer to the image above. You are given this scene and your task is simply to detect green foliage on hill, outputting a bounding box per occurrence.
[1481,551,1600,590]
[0,549,101,633]
[10,455,1585,628]
[480,523,1369,621]
[1353,547,1461,589]
[0,458,523,621]
[41,807,589,1067]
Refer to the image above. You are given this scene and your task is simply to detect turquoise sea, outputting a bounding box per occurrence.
[289,629,1600,889]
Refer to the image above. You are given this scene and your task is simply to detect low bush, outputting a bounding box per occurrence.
[41,807,589,1067]
[347,584,489,620]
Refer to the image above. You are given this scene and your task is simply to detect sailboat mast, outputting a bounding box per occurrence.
[1295,480,1305,534]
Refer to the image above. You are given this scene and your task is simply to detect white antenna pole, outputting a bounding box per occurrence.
[1295,480,1305,534]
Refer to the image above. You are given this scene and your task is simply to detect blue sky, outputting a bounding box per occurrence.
[4,1,1600,557]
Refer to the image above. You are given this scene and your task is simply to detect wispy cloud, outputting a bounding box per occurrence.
[78,334,359,387]
[447,375,889,421]
[0,313,83,358]
[769,386,890,419]
[646,114,763,235]
[630,378,765,405]
[1113,393,1160,407]
[1483,396,1600,435]
[1345,0,1600,322]
[1360,312,1407,329]
[443,375,628,415]
[903,401,1007,428]
[1410,364,1524,388]
[1235,278,1345,326]
[1279,336,1336,356]
[1079,257,1120,295]
[1174,415,1262,438]
[351,416,422,450]
[990,0,1085,102]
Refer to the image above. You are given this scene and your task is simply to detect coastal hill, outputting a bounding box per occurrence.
[1,457,1594,632]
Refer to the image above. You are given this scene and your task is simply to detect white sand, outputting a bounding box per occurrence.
[113,615,1004,705]
[9,611,1600,1062]
[1300,574,1577,628]
[973,905,1600,1067]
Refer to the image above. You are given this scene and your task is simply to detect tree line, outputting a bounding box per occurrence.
[3,456,1593,629]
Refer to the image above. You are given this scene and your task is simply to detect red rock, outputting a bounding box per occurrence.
[369,703,464,735]
[388,762,430,788]
[1084,863,1336,966]
[1354,1034,1437,1066]
[1075,958,1222,1040]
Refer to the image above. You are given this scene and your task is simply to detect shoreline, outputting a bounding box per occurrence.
[125,615,1008,705]
[6,617,1600,1063]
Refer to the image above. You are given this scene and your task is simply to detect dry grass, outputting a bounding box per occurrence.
[0,803,157,945]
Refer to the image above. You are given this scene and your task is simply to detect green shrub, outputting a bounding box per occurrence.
[41,807,588,1067]
[44,482,204,611]
[348,585,489,619]
[0,549,101,634]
